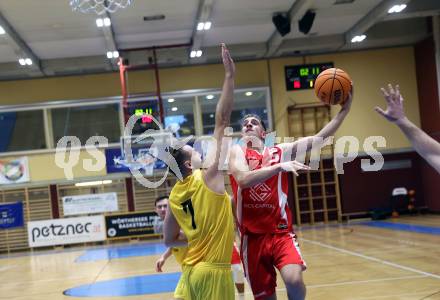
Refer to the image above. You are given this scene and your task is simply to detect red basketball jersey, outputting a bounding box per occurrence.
[230,146,293,234]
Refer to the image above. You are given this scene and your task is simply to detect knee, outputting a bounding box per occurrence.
[285,275,305,290]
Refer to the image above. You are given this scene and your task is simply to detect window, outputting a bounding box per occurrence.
[163,97,195,137]
[0,110,46,152]
[0,87,270,154]
[201,89,270,135]
[51,103,120,145]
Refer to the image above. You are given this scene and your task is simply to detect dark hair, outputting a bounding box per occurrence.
[241,113,266,131]
[168,147,192,178]
[155,195,169,206]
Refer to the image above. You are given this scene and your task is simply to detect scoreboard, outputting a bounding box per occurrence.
[285,62,334,91]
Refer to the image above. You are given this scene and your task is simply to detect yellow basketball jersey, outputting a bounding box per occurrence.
[169,169,234,266]
[172,247,187,265]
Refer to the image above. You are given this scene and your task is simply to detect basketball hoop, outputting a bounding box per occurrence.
[69,0,132,15]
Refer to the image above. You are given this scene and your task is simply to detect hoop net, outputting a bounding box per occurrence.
[69,0,132,15]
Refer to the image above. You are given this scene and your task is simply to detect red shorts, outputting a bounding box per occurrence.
[241,232,306,299]
[231,243,241,265]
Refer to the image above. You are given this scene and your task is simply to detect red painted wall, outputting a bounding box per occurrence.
[414,37,440,212]
[339,152,425,214]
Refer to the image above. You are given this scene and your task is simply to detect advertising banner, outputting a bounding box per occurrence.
[105,211,160,239]
[0,157,30,184]
[27,215,106,247]
[0,202,24,229]
[62,193,118,216]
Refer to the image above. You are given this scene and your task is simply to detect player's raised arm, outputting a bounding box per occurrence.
[203,44,235,191]
[375,84,440,173]
[279,89,353,158]
[229,145,310,189]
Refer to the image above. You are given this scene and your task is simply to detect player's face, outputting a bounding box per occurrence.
[182,145,202,169]
[155,198,168,220]
[241,117,265,139]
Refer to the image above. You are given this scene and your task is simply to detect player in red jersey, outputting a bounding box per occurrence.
[229,93,352,299]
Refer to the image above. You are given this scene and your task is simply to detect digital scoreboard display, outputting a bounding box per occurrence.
[285,62,334,91]
[128,100,158,124]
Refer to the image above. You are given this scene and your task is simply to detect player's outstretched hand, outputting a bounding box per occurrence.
[341,84,353,112]
[280,161,311,176]
[155,256,166,273]
[221,43,235,78]
[375,84,406,123]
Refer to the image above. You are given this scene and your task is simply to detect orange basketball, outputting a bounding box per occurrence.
[314,68,352,105]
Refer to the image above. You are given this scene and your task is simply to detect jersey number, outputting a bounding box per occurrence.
[181,199,197,229]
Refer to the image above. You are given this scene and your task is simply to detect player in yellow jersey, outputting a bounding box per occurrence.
[163,43,236,300]
[153,195,187,299]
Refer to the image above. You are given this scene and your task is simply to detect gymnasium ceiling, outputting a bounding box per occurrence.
[0,0,439,80]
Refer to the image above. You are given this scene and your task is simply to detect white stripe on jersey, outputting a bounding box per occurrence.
[278,169,288,223]
[242,234,250,281]
[237,186,243,225]
[290,232,307,268]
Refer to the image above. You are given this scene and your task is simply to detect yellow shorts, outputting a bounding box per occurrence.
[174,275,185,299]
[178,262,234,300]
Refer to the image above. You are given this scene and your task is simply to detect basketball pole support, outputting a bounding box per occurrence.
[118,43,191,212]
[118,43,191,125]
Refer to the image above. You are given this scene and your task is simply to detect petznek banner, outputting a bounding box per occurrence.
[27,215,106,247]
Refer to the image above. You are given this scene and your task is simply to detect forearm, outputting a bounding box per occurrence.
[316,107,349,138]
[161,247,173,260]
[215,75,234,126]
[396,118,440,172]
[236,163,282,188]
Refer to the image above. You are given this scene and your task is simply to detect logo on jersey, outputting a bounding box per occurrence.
[249,183,271,202]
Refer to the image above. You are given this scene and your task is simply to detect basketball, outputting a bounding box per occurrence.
[314,68,352,105]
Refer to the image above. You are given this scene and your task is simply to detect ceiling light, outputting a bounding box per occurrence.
[25,58,32,65]
[103,17,111,27]
[106,51,113,58]
[206,94,214,100]
[351,34,366,43]
[190,50,197,58]
[96,18,104,27]
[210,114,214,118]
[197,21,212,31]
[203,21,212,30]
[112,51,119,58]
[196,50,202,57]
[168,98,175,103]
[0,26,5,35]
[171,107,178,112]
[75,180,113,187]
[18,58,26,66]
[245,91,253,96]
[388,4,407,14]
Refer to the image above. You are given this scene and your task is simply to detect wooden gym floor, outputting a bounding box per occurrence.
[0,215,439,300]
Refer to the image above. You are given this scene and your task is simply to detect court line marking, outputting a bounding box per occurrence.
[0,266,13,272]
[348,230,440,248]
[348,290,440,300]
[306,274,426,288]
[302,238,440,280]
[239,275,428,297]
